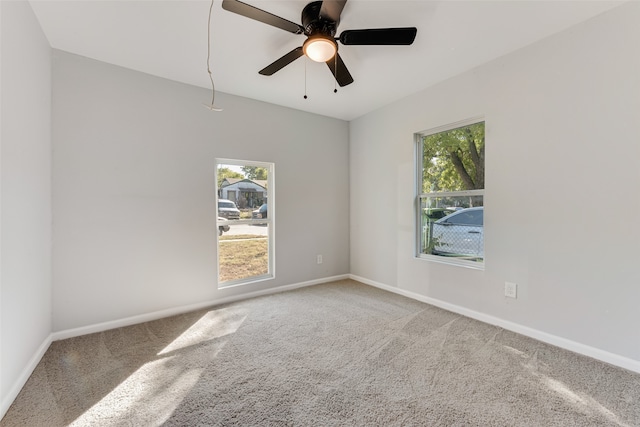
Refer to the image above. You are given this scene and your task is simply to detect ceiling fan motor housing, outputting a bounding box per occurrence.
[302,1,338,37]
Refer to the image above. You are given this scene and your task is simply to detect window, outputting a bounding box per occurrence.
[416,119,485,266]
[216,159,274,287]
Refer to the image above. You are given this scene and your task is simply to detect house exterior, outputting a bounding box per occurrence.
[220,178,267,209]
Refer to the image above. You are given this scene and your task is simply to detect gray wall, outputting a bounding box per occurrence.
[350,2,640,366]
[52,51,350,331]
[0,0,52,413]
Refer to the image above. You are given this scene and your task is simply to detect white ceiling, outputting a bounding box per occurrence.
[30,0,623,121]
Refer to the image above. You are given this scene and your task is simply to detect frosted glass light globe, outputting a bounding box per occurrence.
[303,38,337,62]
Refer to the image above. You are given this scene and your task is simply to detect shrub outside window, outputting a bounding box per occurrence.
[416,119,485,267]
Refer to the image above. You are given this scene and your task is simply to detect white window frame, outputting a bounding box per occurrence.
[415,117,485,270]
[216,158,275,287]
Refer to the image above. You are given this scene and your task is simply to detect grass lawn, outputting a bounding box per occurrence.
[219,234,268,282]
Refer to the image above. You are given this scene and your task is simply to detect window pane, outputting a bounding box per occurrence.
[421,122,485,193]
[420,195,484,262]
[217,161,273,286]
[218,223,270,283]
[417,120,485,266]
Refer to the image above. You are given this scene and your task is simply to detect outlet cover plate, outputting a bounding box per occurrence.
[505,282,517,298]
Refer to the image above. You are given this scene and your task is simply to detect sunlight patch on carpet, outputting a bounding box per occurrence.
[542,377,631,427]
[158,307,248,355]
[68,357,203,426]
[66,308,248,426]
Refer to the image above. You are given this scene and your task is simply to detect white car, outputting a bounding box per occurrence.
[431,207,483,259]
[218,217,230,236]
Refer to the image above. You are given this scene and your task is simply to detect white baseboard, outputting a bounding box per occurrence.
[350,274,640,375]
[1,333,52,420]
[52,274,349,341]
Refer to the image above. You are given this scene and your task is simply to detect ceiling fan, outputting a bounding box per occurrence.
[221,0,417,87]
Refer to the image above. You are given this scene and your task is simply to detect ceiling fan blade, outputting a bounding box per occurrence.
[326,53,354,87]
[339,27,417,45]
[222,0,304,34]
[259,47,304,76]
[319,0,347,23]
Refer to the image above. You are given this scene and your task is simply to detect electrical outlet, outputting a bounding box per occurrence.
[317,254,323,264]
[504,282,517,299]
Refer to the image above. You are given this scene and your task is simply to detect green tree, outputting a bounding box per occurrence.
[241,166,268,180]
[217,167,244,188]
[422,122,485,193]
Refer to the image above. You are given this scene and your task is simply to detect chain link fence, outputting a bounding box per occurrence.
[420,200,484,261]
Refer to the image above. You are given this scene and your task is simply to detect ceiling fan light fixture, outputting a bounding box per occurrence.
[221,0,417,87]
[303,36,337,62]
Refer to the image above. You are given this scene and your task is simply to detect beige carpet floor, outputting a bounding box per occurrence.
[2,279,640,426]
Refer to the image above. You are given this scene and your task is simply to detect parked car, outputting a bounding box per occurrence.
[252,203,268,219]
[218,199,240,220]
[431,207,483,259]
[218,217,230,236]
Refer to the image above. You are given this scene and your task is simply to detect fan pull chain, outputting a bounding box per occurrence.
[304,57,308,99]
[334,54,338,93]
